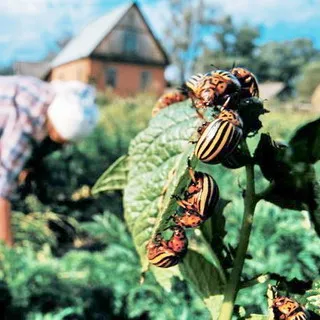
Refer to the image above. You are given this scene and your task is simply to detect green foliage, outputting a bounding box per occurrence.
[4,92,320,319]
[253,39,319,96]
[1,213,210,320]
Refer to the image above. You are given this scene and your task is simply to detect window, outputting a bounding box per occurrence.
[123,30,138,54]
[105,67,117,88]
[140,71,152,90]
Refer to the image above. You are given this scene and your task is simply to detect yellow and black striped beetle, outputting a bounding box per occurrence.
[172,162,219,228]
[230,67,259,99]
[272,296,310,320]
[194,109,243,164]
[147,226,188,268]
[184,70,241,109]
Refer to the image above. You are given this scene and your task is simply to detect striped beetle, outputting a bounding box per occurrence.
[194,109,243,164]
[147,226,188,268]
[184,70,241,109]
[230,67,259,99]
[272,296,310,320]
[172,162,219,228]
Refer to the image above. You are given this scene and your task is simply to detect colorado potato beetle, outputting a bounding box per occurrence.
[147,226,188,268]
[194,109,243,164]
[184,70,241,109]
[230,67,259,98]
[152,90,188,117]
[272,296,310,320]
[172,164,220,228]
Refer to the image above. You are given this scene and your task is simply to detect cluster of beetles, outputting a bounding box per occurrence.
[147,67,260,269]
[147,68,313,320]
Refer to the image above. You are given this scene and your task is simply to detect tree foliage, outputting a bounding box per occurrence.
[163,0,217,82]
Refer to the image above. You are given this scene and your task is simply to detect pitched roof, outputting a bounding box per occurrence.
[259,81,285,100]
[51,2,133,68]
[14,61,51,79]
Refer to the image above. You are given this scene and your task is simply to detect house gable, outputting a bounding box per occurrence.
[51,2,169,69]
[92,4,169,66]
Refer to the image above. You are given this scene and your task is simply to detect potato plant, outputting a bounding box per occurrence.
[93,70,320,320]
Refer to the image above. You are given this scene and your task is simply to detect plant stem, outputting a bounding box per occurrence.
[218,141,258,320]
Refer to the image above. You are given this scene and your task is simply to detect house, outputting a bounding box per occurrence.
[14,60,51,80]
[47,2,169,96]
[258,81,285,100]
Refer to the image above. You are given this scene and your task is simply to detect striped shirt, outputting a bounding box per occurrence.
[0,76,55,200]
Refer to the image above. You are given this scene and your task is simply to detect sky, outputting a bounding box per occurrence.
[0,0,320,67]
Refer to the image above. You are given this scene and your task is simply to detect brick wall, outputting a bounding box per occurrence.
[50,59,91,82]
[50,59,166,97]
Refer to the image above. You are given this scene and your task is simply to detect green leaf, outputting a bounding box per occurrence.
[200,198,231,269]
[238,97,269,137]
[123,101,202,271]
[91,155,129,194]
[123,101,228,316]
[254,133,289,182]
[179,250,225,320]
[288,117,320,164]
[306,180,320,237]
[304,278,320,315]
[255,133,320,236]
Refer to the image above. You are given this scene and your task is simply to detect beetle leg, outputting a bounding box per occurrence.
[176,199,190,209]
[197,121,210,135]
[195,108,205,120]
[188,165,197,184]
[222,95,231,108]
[171,194,182,201]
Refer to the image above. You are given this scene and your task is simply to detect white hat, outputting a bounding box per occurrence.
[48,80,99,142]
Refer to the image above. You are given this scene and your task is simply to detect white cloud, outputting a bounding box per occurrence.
[142,0,320,31]
[210,0,320,26]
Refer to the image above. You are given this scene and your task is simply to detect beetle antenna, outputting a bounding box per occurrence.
[210,63,219,70]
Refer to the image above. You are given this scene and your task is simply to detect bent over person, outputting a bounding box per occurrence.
[0,76,99,246]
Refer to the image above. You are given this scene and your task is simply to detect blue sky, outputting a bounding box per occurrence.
[0,0,319,67]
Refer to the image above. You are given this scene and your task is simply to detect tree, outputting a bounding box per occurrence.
[194,16,260,74]
[214,15,234,56]
[163,0,217,83]
[234,23,260,58]
[255,38,318,89]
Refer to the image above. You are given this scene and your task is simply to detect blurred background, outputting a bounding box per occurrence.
[0,0,320,319]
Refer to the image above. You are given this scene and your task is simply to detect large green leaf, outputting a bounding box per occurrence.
[123,101,228,304]
[91,155,129,194]
[288,117,320,164]
[255,132,320,237]
[179,250,225,320]
[123,101,201,271]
